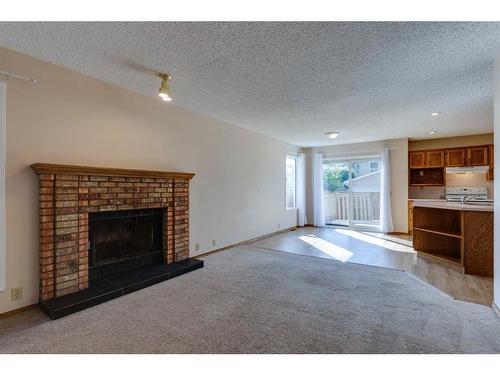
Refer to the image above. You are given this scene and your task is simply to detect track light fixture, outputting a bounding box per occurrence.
[158,73,172,102]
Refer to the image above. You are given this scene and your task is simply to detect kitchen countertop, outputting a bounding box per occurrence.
[411,199,494,212]
[408,198,445,202]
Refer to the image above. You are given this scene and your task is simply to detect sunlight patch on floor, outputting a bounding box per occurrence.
[334,228,415,253]
[364,231,413,247]
[299,235,353,262]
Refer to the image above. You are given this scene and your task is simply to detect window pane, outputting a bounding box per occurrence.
[348,158,381,231]
[323,161,351,193]
[286,157,296,208]
[369,161,380,173]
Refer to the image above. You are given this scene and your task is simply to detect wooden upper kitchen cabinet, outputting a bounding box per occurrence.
[467,146,489,166]
[444,145,489,167]
[488,144,494,180]
[408,144,493,182]
[409,151,426,169]
[426,149,445,168]
[446,148,466,167]
[409,167,445,186]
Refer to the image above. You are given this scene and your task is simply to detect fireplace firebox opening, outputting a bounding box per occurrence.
[89,208,164,283]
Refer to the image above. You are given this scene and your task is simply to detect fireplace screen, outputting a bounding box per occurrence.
[89,208,163,281]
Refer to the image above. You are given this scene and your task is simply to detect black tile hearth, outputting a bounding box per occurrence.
[39,258,204,320]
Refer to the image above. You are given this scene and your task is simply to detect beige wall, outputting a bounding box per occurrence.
[0,47,300,313]
[409,173,494,199]
[409,173,494,200]
[408,134,494,199]
[408,133,493,150]
[304,138,409,233]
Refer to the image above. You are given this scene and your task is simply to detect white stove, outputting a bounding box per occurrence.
[445,187,491,203]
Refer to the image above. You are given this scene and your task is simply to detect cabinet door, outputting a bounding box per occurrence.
[446,148,466,167]
[467,146,488,166]
[409,151,426,169]
[464,211,493,277]
[488,145,494,180]
[426,150,444,168]
[408,201,414,234]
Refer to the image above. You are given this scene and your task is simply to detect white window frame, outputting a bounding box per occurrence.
[0,78,6,292]
[285,153,297,209]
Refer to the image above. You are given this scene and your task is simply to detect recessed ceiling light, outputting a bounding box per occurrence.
[429,130,437,135]
[325,132,339,139]
[431,112,441,116]
[158,73,172,102]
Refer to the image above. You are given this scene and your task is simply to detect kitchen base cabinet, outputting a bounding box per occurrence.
[463,211,493,277]
[412,206,493,277]
[408,200,414,234]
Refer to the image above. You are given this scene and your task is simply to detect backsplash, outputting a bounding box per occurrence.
[409,173,494,199]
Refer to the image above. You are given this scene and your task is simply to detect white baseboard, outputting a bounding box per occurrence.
[493,302,500,319]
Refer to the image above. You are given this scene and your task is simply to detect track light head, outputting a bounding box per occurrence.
[158,73,172,102]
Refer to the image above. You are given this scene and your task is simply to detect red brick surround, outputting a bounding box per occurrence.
[31,163,194,301]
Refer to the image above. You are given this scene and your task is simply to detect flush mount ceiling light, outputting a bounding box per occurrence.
[429,130,437,135]
[431,112,441,116]
[325,132,339,139]
[158,73,172,102]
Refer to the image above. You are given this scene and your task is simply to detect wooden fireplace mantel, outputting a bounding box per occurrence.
[31,163,195,180]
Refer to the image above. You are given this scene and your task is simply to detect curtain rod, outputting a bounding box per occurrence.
[0,70,37,84]
[306,150,384,158]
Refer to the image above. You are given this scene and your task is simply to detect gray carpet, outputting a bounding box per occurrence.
[1,245,500,353]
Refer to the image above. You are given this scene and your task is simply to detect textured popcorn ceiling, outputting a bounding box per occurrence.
[0,22,499,147]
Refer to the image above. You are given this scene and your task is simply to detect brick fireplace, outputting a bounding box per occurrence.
[32,163,195,301]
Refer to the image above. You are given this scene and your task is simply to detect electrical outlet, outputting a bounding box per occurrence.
[10,287,22,301]
[212,239,216,247]
[195,243,200,251]
[278,223,281,228]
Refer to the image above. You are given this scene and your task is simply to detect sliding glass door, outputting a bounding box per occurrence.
[323,157,381,231]
[348,159,381,231]
[323,161,351,227]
